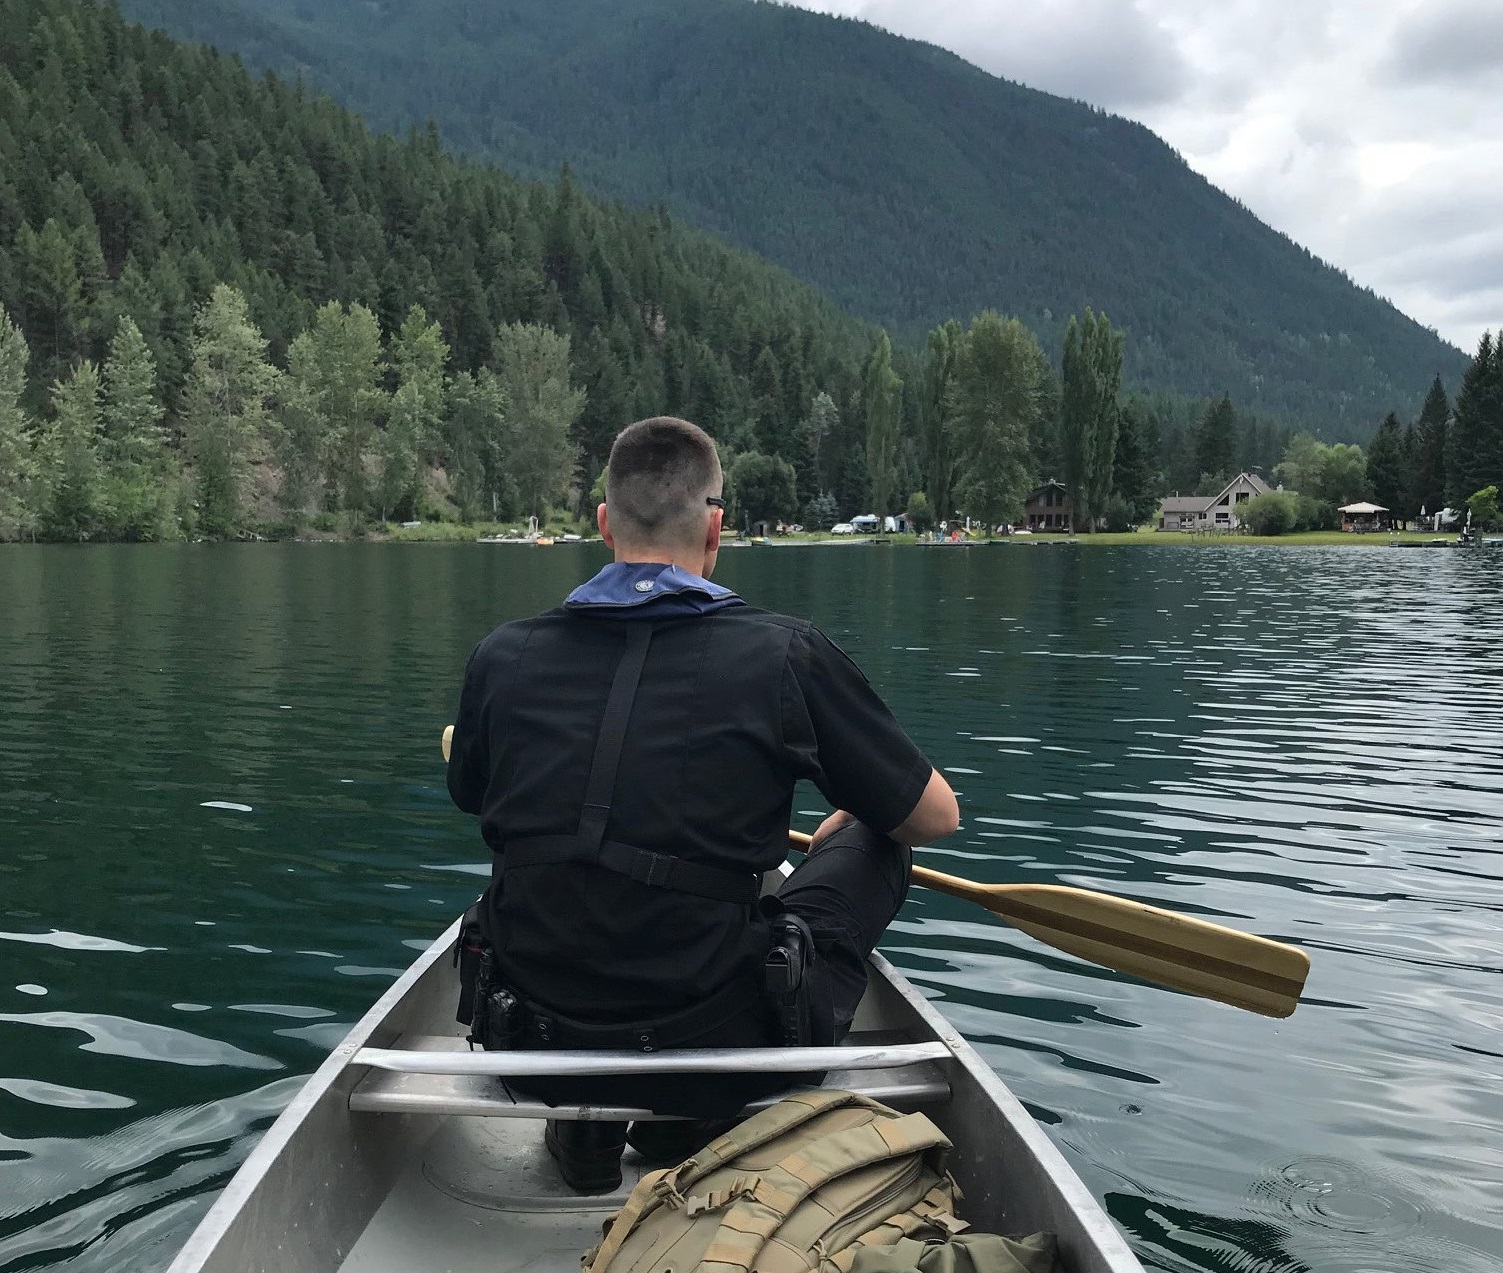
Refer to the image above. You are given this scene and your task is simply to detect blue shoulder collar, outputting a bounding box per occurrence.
[564,562,744,618]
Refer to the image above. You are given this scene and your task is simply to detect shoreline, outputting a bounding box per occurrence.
[2,530,1481,550]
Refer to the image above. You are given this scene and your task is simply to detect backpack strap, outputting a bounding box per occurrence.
[581,1090,876,1273]
[696,1110,953,1273]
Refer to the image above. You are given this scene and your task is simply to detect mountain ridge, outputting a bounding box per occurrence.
[118,0,1468,436]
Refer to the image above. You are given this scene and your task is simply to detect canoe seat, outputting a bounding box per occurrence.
[347,1031,952,1122]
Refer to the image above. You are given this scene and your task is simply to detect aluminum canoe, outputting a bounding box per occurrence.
[165,913,1144,1273]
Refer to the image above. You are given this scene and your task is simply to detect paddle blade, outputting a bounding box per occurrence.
[914,866,1309,1018]
[442,724,453,761]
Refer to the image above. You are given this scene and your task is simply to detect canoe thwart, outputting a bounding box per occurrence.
[353,1040,953,1077]
[349,1054,954,1121]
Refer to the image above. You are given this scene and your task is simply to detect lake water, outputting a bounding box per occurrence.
[1,542,1500,1272]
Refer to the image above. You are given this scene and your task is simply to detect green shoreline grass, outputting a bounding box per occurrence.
[379,523,1456,548]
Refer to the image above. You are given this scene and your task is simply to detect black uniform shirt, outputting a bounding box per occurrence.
[447,582,931,1024]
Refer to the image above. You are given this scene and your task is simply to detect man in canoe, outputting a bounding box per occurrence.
[446,415,959,1192]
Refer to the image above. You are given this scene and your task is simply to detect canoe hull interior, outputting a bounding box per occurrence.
[167,916,1143,1273]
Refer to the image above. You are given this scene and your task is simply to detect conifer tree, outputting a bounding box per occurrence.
[1112,396,1161,522]
[183,285,280,538]
[948,311,1050,533]
[494,322,583,521]
[41,360,104,541]
[1061,309,1123,530]
[863,333,902,521]
[0,310,34,540]
[101,315,169,539]
[1446,333,1503,508]
[12,219,85,395]
[1193,395,1240,486]
[1411,375,1449,518]
[1365,412,1407,519]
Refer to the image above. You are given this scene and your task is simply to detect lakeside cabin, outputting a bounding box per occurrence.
[1157,472,1272,532]
[1020,479,1072,531]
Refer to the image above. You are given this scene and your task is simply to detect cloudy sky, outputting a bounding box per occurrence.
[788,0,1500,355]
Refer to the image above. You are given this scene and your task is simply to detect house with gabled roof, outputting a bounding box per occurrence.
[1157,471,1273,531]
[1020,479,1071,531]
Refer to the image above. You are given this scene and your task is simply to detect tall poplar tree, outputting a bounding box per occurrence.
[918,320,962,527]
[183,285,280,538]
[948,311,1049,533]
[0,311,35,540]
[1060,308,1123,531]
[444,368,509,521]
[380,304,449,521]
[863,332,902,521]
[494,322,584,521]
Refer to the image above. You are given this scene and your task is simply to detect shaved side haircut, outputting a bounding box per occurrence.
[606,417,722,549]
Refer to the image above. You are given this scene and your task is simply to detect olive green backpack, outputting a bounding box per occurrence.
[581,1089,1058,1273]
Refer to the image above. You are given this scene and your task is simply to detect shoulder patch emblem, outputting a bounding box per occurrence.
[634,579,655,593]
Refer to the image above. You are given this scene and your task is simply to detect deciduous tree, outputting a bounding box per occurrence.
[0,310,35,540]
[182,285,280,538]
[948,311,1050,533]
[863,333,902,521]
[494,322,583,520]
[1060,308,1123,531]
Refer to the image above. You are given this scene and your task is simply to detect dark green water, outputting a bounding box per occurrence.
[2,543,1500,1272]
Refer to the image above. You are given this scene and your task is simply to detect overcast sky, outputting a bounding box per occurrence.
[788,0,1500,356]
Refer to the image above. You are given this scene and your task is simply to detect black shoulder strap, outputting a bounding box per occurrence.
[499,622,759,906]
[576,622,651,851]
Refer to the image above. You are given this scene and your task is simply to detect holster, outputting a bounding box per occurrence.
[764,911,815,1047]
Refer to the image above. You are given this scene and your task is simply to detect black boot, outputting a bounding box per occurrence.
[544,1119,628,1194]
[627,1118,740,1168]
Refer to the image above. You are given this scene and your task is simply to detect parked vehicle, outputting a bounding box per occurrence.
[830,522,856,535]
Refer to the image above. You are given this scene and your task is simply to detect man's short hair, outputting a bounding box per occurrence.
[606,417,722,548]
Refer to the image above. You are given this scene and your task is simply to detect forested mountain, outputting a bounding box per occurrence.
[0,0,898,538]
[118,0,1468,436]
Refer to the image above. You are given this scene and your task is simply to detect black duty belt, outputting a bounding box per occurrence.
[499,622,760,907]
[515,973,759,1052]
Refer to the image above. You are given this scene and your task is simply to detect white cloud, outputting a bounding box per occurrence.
[787,0,1499,354]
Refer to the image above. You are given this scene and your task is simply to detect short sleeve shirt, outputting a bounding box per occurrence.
[447,604,931,1020]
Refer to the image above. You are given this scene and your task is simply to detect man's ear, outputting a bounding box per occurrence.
[598,502,615,548]
[705,507,723,552]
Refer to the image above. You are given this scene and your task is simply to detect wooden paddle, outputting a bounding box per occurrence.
[790,830,1308,1018]
[442,725,1307,1016]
